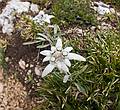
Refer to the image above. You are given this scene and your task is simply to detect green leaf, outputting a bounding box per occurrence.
[37,44,50,48]
[73,65,88,81]
[74,82,87,96]
[116,99,120,110]
[23,41,40,45]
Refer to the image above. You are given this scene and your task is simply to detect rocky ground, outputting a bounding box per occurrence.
[0,0,120,110]
[0,68,42,110]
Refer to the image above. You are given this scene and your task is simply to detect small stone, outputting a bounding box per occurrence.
[91,26,96,31]
[117,12,120,16]
[5,57,9,62]
[25,77,27,81]
[19,59,26,70]
[30,3,39,13]
[30,64,34,68]
[97,25,101,29]
[110,8,115,14]
[37,82,40,86]
[101,22,108,26]
[97,16,102,21]
[27,70,31,75]
[0,83,4,93]
[0,68,3,80]
[77,29,83,34]
[26,64,29,68]
[35,66,41,76]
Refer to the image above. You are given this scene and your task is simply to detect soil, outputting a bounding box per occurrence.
[0,0,48,109]
[0,0,120,109]
[0,28,44,109]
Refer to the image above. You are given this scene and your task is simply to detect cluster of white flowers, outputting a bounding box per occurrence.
[40,38,86,83]
[0,0,54,35]
[33,11,54,25]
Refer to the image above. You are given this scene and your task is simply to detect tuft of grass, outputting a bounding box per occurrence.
[0,38,8,70]
[84,29,120,110]
[52,0,97,27]
[16,15,42,40]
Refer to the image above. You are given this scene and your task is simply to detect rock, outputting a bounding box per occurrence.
[26,64,29,68]
[0,68,3,80]
[35,66,41,76]
[97,16,102,21]
[117,12,120,17]
[19,59,26,70]
[30,64,34,68]
[27,70,31,75]
[91,26,96,31]
[0,83,3,93]
[30,3,39,13]
[5,57,9,62]
[110,8,115,14]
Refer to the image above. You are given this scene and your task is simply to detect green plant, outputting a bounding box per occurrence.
[84,29,120,110]
[36,28,120,110]
[0,39,8,69]
[22,23,62,49]
[52,0,97,26]
[16,15,41,40]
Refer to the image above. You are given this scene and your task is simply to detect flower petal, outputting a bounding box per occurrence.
[51,46,56,53]
[56,61,69,73]
[44,15,54,23]
[56,38,62,50]
[40,50,51,56]
[43,56,50,62]
[42,64,55,77]
[63,47,73,52]
[68,53,86,61]
[63,74,70,83]
[64,59,71,67]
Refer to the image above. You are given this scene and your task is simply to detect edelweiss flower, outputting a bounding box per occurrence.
[30,3,39,13]
[40,38,86,82]
[33,11,54,25]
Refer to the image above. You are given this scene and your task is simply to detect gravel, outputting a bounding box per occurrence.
[0,75,37,110]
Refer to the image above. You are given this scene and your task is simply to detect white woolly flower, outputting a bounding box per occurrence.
[30,3,39,13]
[40,38,86,83]
[33,11,54,25]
